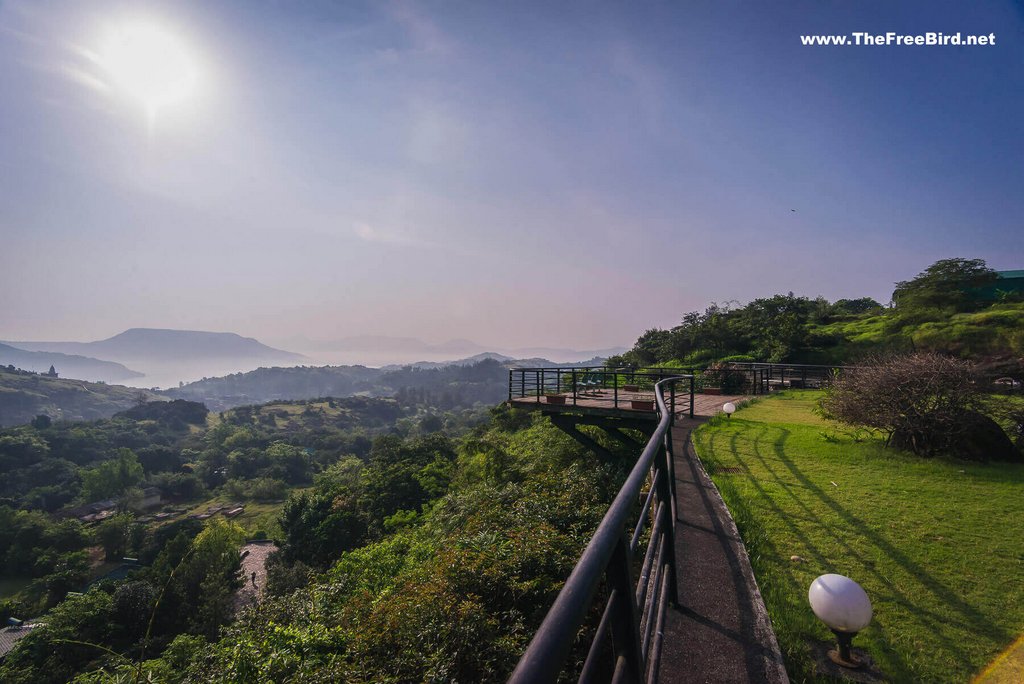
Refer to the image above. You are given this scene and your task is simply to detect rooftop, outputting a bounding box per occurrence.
[0,622,43,660]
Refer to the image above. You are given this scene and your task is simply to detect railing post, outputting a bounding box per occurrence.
[607,536,645,684]
[572,369,578,406]
[657,438,679,606]
[613,369,618,409]
[689,376,695,418]
[509,370,513,400]
[521,371,526,399]
[670,382,676,423]
[536,370,541,403]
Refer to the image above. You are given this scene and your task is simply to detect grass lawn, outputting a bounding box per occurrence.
[692,391,1024,683]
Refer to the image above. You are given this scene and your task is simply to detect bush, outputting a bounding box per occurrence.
[819,352,1008,458]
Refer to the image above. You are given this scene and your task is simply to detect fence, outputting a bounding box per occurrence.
[507,363,847,412]
[507,376,691,684]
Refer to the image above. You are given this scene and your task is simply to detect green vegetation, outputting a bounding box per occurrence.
[693,393,1024,682]
[172,408,636,682]
[0,366,161,428]
[0,375,638,683]
[613,258,1024,367]
[166,358,511,412]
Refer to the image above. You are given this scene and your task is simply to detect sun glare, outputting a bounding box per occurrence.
[95,22,198,123]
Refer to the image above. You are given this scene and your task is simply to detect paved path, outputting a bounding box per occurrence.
[974,635,1024,684]
[234,541,277,614]
[657,420,789,683]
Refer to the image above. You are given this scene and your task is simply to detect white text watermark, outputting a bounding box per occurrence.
[800,32,996,47]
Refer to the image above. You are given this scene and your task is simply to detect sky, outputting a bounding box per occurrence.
[1,0,1022,352]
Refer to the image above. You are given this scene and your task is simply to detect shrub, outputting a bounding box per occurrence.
[820,352,1005,458]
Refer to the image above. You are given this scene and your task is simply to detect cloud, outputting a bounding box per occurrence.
[58,61,109,93]
[352,221,429,247]
[608,40,667,136]
[386,0,455,56]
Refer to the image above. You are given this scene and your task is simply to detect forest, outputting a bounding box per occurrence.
[0,387,637,682]
[611,259,1023,370]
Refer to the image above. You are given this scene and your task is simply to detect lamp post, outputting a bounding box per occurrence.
[722,402,736,418]
[808,574,872,668]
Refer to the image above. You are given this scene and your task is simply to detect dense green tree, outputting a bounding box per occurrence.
[95,514,137,562]
[147,520,244,640]
[80,449,144,502]
[892,258,998,314]
[832,297,883,315]
[0,591,115,684]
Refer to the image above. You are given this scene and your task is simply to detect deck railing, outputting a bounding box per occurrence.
[507,376,690,684]
[508,363,848,406]
[508,367,695,417]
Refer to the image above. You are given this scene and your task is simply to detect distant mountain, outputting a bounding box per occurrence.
[6,329,306,388]
[165,364,383,411]
[380,352,516,371]
[288,335,625,366]
[165,358,510,412]
[9,328,304,365]
[164,353,614,412]
[299,335,487,356]
[0,343,144,383]
[0,366,161,427]
[507,346,628,361]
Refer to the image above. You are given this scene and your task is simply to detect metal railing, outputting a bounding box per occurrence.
[508,367,695,417]
[508,376,690,684]
[732,362,844,392]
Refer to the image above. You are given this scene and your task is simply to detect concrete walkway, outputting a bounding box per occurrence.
[657,421,789,683]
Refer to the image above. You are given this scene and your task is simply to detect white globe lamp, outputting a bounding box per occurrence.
[722,402,736,418]
[808,574,872,668]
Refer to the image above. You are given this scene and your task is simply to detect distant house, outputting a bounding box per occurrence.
[0,621,43,662]
[975,270,1024,301]
[60,499,118,522]
[140,487,163,509]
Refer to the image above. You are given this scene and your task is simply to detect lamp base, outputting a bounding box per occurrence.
[811,642,883,682]
[827,649,863,669]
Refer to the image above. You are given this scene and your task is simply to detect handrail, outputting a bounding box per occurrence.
[508,376,689,684]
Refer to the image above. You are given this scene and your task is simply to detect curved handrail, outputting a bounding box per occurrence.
[507,375,691,684]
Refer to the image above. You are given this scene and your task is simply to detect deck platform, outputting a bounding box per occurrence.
[508,389,746,421]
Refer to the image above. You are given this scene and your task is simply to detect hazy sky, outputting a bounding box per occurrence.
[1,0,1022,351]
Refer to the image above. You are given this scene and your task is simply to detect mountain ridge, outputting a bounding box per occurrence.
[7,328,305,363]
[0,342,144,383]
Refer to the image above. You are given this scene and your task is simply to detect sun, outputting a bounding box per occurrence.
[94,21,198,122]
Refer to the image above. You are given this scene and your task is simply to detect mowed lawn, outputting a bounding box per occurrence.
[692,391,1024,683]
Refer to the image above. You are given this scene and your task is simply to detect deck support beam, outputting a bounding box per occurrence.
[549,415,653,461]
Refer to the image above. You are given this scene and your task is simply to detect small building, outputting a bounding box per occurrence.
[0,621,43,662]
[139,487,163,509]
[974,269,1024,301]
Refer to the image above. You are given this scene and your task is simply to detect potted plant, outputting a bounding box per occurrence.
[631,398,655,411]
[545,390,566,405]
[700,367,723,395]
